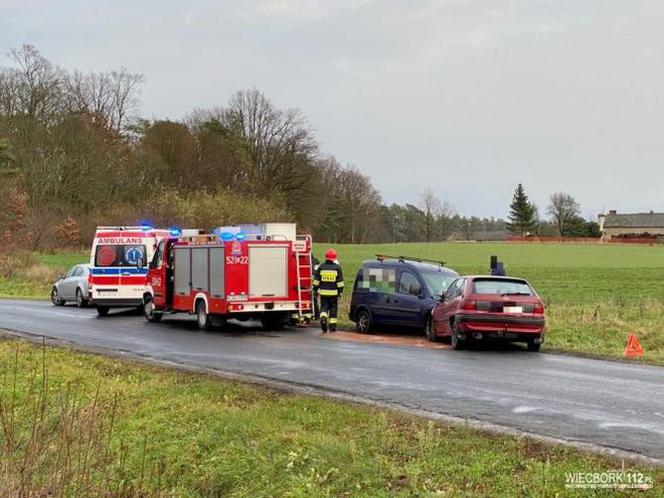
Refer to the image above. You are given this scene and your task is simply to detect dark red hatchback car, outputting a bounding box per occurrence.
[427,276,545,351]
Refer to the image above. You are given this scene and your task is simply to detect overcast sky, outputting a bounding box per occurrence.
[3,0,664,218]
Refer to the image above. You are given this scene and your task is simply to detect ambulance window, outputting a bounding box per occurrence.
[95,245,147,267]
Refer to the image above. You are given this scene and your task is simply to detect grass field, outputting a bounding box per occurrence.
[1,242,663,364]
[1,338,659,497]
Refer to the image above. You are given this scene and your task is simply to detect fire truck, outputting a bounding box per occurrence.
[89,226,172,316]
[142,223,314,330]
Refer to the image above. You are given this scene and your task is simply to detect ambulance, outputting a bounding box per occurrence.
[142,223,314,330]
[89,226,171,316]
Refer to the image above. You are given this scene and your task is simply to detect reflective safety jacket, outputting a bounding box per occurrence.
[313,260,344,297]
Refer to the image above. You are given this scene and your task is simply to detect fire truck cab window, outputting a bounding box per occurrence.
[151,241,165,269]
[95,245,147,267]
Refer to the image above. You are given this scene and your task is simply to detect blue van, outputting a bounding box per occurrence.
[349,256,459,334]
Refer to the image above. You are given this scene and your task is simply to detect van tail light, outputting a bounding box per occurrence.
[460,300,477,311]
[533,302,544,315]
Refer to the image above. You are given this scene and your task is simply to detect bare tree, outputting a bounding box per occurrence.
[222,89,317,192]
[547,192,581,237]
[420,189,443,242]
[4,44,64,121]
[436,200,456,240]
[64,68,144,131]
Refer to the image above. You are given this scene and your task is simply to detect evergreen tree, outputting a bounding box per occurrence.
[506,184,537,236]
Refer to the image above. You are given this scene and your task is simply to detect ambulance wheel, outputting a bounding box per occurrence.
[355,309,372,334]
[76,288,88,308]
[97,306,109,317]
[51,287,65,306]
[196,301,212,330]
[143,297,162,323]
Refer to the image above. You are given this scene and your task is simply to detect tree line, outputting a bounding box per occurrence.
[0,45,598,250]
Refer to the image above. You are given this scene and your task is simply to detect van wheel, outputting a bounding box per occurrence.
[51,287,65,306]
[450,322,465,350]
[425,316,438,342]
[196,301,212,330]
[76,289,87,308]
[355,309,372,334]
[97,306,109,317]
[144,297,162,323]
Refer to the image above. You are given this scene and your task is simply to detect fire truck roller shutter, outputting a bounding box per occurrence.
[191,247,209,292]
[249,245,288,298]
[209,247,225,298]
[174,247,191,296]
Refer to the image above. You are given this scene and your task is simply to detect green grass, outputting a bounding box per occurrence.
[1,338,659,497]
[314,242,664,364]
[0,250,88,298]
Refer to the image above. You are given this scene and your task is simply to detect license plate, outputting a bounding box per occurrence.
[97,289,117,294]
[503,306,523,314]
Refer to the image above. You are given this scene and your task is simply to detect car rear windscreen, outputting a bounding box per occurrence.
[95,245,147,267]
[472,278,532,296]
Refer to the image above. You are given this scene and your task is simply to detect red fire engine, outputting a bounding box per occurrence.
[143,224,313,330]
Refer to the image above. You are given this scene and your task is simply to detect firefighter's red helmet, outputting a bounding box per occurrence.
[325,248,338,261]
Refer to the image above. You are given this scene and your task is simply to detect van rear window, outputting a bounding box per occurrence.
[95,245,146,267]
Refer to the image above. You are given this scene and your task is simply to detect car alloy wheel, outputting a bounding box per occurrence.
[76,289,86,308]
[527,340,541,352]
[451,322,465,350]
[51,287,64,306]
[356,309,371,334]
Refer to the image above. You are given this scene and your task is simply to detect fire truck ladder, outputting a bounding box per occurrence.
[294,235,314,324]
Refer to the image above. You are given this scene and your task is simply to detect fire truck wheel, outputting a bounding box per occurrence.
[97,306,109,317]
[76,289,88,308]
[196,301,213,330]
[51,287,65,306]
[261,313,288,331]
[143,297,162,323]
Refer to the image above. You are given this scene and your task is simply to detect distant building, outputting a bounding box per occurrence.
[598,210,664,239]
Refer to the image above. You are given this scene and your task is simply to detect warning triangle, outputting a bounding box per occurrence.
[624,334,644,358]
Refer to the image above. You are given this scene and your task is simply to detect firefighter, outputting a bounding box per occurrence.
[311,253,321,319]
[312,248,344,332]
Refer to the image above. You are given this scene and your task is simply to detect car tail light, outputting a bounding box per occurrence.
[533,302,544,314]
[460,300,477,311]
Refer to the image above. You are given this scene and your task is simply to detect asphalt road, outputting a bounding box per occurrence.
[1,299,663,462]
